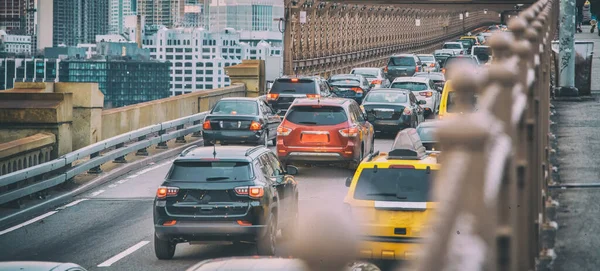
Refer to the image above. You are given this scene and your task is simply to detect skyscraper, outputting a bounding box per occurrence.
[109,0,135,35]
[53,0,109,46]
[137,0,184,27]
[0,0,36,34]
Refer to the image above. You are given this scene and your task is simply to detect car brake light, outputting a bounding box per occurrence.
[371,79,382,85]
[234,186,264,199]
[415,66,420,72]
[156,186,179,199]
[249,121,262,131]
[277,126,292,136]
[306,94,320,98]
[291,78,299,82]
[339,127,359,137]
[389,165,415,169]
[267,93,279,100]
[441,68,446,74]
[429,63,435,67]
[163,220,177,226]
[351,87,363,94]
[420,91,432,97]
[203,120,211,130]
[403,108,412,115]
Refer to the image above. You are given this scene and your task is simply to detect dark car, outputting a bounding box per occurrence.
[277,98,375,169]
[154,146,299,259]
[413,72,446,92]
[327,74,371,103]
[361,89,425,133]
[266,76,335,116]
[202,97,281,147]
[384,54,425,80]
[0,262,86,271]
[416,120,440,151]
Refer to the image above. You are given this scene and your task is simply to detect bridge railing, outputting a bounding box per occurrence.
[410,0,558,270]
[0,112,208,207]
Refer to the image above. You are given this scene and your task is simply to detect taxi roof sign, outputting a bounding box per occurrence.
[389,128,427,160]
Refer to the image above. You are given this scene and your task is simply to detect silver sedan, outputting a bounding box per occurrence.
[350,67,390,89]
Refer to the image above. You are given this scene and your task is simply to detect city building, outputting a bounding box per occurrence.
[143,26,282,96]
[109,0,136,35]
[137,0,184,28]
[53,0,109,46]
[182,0,204,27]
[0,30,32,54]
[36,0,53,51]
[0,0,35,33]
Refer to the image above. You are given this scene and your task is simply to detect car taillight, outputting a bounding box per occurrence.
[429,63,435,67]
[415,66,420,72]
[306,94,320,98]
[403,108,412,115]
[339,127,359,137]
[249,121,262,131]
[203,120,211,130]
[156,186,179,199]
[441,68,446,74]
[351,87,364,94]
[267,93,279,100]
[371,79,382,85]
[420,91,433,97]
[235,186,264,199]
[384,66,388,73]
[277,126,292,136]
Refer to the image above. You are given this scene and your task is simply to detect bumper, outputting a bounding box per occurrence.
[203,130,264,144]
[155,221,267,241]
[277,145,356,164]
[357,236,422,260]
[371,117,411,131]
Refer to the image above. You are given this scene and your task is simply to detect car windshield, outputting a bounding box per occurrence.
[389,56,415,66]
[286,105,348,125]
[270,79,316,94]
[419,56,434,62]
[168,161,252,182]
[417,126,437,142]
[354,168,436,202]
[352,69,379,78]
[364,92,408,103]
[446,91,478,113]
[390,82,428,91]
[212,100,258,115]
[443,43,462,49]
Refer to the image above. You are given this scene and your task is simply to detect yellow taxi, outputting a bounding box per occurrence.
[343,128,439,260]
[459,36,480,47]
[437,80,477,119]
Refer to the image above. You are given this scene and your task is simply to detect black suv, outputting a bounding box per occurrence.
[266,76,334,116]
[153,146,299,259]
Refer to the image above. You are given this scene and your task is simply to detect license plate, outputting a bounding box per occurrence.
[375,112,393,119]
[302,134,329,143]
[376,120,397,125]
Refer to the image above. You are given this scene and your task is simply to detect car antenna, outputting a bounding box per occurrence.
[212,140,217,158]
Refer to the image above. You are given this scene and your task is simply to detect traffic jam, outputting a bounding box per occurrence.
[154,25,503,269]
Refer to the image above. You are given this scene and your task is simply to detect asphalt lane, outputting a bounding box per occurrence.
[0,135,396,271]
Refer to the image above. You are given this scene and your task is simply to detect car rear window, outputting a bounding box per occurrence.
[388,57,415,66]
[212,100,258,115]
[286,105,348,126]
[417,126,436,142]
[353,168,436,202]
[270,79,316,94]
[330,77,361,85]
[364,92,408,103]
[390,82,428,91]
[446,91,478,113]
[419,56,434,62]
[168,161,252,182]
[442,43,461,49]
[473,47,491,55]
[459,40,473,47]
[351,69,379,78]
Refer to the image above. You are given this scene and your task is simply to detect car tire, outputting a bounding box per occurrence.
[257,214,277,255]
[348,146,364,170]
[154,234,176,260]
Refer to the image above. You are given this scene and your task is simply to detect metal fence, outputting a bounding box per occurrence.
[0,112,208,207]
[409,0,558,270]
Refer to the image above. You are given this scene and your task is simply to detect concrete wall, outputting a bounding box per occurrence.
[101,84,247,139]
[55,83,104,150]
[0,133,55,176]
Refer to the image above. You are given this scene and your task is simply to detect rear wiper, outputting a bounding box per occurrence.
[298,121,318,125]
[281,89,297,92]
[366,193,408,199]
[206,177,230,181]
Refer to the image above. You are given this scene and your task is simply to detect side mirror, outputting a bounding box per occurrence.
[367,113,376,122]
[436,86,443,92]
[418,100,427,105]
[345,177,352,187]
[276,109,282,115]
[286,165,298,175]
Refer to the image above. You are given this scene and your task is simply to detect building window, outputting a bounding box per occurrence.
[206,77,213,82]
[196,62,204,67]
[206,63,213,67]
[196,84,203,88]
[175,70,183,74]
[176,48,183,53]
[206,70,214,75]
[202,48,210,53]
[175,62,183,67]
[196,70,204,74]
[185,48,192,53]
[166,48,173,52]
[185,70,192,74]
[196,77,204,82]
[166,55,173,60]
[206,84,213,89]
[185,55,192,60]
[175,55,183,60]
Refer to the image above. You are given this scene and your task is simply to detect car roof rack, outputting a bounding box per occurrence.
[245,146,264,157]
[388,128,427,160]
[180,145,199,157]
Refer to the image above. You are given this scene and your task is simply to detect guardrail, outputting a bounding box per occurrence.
[0,111,208,207]
[410,0,557,270]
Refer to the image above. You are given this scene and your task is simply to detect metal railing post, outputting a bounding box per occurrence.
[191,120,202,137]
[88,151,102,174]
[175,124,187,143]
[113,143,127,163]
[156,129,168,149]
[136,135,149,156]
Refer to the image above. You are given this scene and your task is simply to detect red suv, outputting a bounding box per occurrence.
[276,98,375,169]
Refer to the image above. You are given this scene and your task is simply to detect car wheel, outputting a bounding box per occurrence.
[154,234,176,260]
[257,214,277,255]
[348,146,364,170]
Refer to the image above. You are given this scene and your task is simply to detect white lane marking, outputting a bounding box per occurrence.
[126,174,139,179]
[108,184,117,188]
[116,179,128,184]
[0,211,58,236]
[97,241,150,267]
[63,198,89,208]
[90,190,106,197]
